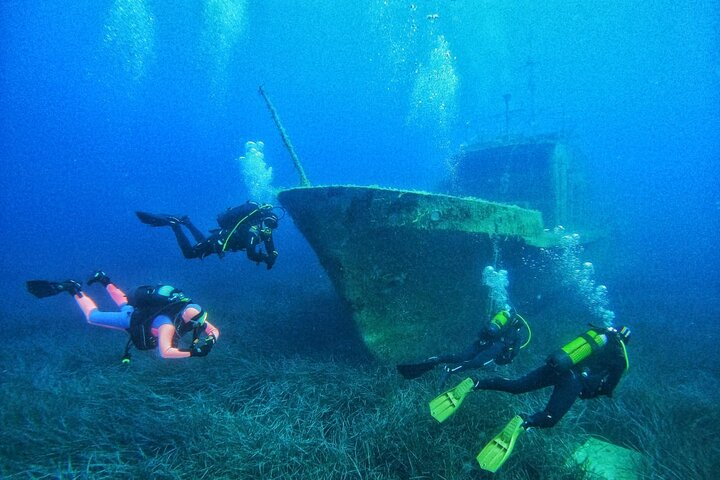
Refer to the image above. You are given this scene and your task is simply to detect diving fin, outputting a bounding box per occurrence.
[26,280,81,298]
[396,360,438,379]
[429,377,475,423]
[476,415,525,473]
[136,211,186,227]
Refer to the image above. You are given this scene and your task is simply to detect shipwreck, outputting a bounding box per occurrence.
[263,88,594,362]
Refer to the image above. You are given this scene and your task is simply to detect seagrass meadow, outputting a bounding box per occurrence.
[1,2,718,479]
[2,277,718,479]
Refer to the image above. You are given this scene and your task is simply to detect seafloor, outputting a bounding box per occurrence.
[1,269,718,479]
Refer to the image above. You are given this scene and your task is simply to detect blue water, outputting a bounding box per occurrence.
[1,2,719,474]
[2,0,718,343]
[1,1,717,335]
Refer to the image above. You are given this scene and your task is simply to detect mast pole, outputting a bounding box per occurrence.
[258,86,311,187]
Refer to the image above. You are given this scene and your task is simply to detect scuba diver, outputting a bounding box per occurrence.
[136,201,281,270]
[26,271,220,361]
[396,308,531,387]
[429,324,631,473]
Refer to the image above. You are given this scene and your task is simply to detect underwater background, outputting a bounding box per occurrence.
[1,1,718,478]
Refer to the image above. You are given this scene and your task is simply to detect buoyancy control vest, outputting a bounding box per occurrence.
[126,285,191,350]
[217,202,265,230]
[217,202,277,253]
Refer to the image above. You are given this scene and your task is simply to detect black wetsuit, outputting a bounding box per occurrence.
[437,319,523,374]
[474,330,627,429]
[170,203,278,268]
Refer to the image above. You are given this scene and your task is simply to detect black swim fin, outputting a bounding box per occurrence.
[26,280,81,298]
[396,359,439,379]
[136,211,187,227]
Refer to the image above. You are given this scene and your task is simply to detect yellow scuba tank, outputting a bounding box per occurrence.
[547,329,608,371]
[487,310,512,336]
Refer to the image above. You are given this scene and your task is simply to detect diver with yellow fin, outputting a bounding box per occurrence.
[429,325,631,472]
[397,308,531,387]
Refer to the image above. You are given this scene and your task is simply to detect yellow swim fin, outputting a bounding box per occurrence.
[429,377,474,423]
[476,415,525,473]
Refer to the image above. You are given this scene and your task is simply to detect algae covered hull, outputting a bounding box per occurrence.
[278,185,553,362]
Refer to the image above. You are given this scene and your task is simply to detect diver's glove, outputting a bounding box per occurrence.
[87,270,112,287]
[189,335,216,357]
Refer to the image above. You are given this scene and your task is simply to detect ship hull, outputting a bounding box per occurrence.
[278,185,555,362]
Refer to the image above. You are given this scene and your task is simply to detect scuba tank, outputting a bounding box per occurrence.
[487,310,513,336]
[129,284,190,310]
[547,329,608,371]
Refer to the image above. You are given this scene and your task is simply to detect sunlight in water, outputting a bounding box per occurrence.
[407,34,459,150]
[200,0,248,96]
[368,0,420,85]
[102,0,155,82]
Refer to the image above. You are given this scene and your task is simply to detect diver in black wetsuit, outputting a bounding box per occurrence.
[397,309,530,387]
[428,325,631,473]
[473,325,630,429]
[137,201,280,269]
